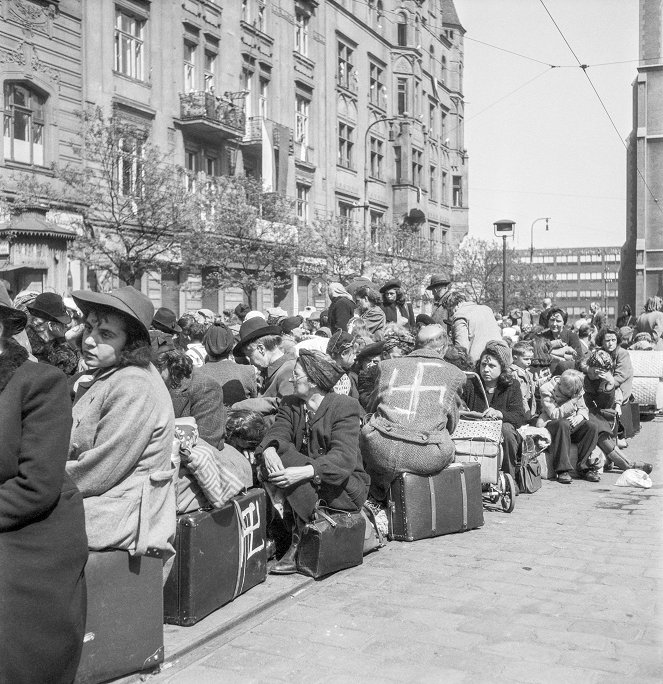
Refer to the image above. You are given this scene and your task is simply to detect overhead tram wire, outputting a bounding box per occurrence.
[538,0,663,217]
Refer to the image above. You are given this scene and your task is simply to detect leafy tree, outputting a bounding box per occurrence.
[181,175,300,309]
[58,108,192,288]
[453,237,556,312]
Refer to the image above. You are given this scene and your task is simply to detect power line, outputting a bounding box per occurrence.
[538,0,662,217]
[464,36,558,68]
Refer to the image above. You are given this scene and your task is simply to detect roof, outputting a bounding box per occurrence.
[0,212,75,240]
[440,0,465,31]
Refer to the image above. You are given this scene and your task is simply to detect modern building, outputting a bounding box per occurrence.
[516,246,621,319]
[621,0,663,310]
[0,0,468,314]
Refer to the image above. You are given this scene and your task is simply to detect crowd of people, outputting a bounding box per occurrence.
[1,274,659,682]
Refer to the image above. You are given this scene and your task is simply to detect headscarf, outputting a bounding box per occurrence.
[326,330,354,357]
[586,348,614,372]
[382,327,415,355]
[298,349,344,392]
[203,324,235,357]
[328,282,353,300]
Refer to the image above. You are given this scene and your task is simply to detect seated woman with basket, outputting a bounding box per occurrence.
[461,340,526,479]
[254,349,369,575]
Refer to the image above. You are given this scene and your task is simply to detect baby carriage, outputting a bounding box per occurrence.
[451,372,516,513]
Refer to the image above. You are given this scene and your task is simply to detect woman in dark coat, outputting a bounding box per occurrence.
[0,286,87,684]
[463,340,526,478]
[327,282,356,333]
[537,307,582,374]
[255,349,369,574]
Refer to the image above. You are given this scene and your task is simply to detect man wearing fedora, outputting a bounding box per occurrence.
[426,273,452,325]
[26,292,80,376]
[152,307,182,337]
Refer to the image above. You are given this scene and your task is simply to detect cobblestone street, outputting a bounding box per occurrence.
[145,418,663,684]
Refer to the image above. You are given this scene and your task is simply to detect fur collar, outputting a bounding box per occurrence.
[0,339,29,393]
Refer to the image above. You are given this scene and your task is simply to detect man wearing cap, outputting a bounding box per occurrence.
[380,279,413,327]
[426,273,452,325]
[235,317,296,402]
[26,292,80,376]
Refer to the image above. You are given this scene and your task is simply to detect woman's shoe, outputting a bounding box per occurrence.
[270,532,300,574]
[557,472,572,484]
[631,462,653,474]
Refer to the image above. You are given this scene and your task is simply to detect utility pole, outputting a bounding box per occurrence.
[530,217,550,263]
[494,219,516,315]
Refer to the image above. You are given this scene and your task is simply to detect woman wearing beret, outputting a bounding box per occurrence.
[255,349,369,574]
[66,286,177,560]
[0,283,87,684]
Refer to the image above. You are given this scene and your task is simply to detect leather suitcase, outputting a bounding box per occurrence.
[75,550,164,684]
[163,488,267,626]
[388,462,484,542]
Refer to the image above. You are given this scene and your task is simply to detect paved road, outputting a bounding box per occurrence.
[156,418,663,683]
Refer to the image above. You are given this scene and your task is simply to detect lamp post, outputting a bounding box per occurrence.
[494,219,516,315]
[530,217,550,263]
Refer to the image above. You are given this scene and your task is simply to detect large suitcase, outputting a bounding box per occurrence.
[388,462,484,542]
[75,550,164,684]
[163,488,267,626]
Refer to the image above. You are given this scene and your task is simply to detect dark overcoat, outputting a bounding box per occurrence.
[0,342,88,684]
[256,393,369,520]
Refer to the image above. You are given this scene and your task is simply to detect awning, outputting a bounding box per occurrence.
[0,212,75,240]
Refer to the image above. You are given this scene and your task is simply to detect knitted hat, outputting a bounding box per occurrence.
[586,348,613,371]
[482,339,513,369]
[203,323,235,357]
[327,330,354,356]
[298,349,344,392]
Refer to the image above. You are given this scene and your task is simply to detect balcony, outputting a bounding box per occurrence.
[177,91,245,140]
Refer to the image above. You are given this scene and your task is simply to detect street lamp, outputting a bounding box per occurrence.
[530,217,550,263]
[494,219,516,315]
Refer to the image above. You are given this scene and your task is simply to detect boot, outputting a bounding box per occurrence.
[270,517,303,575]
[605,447,632,472]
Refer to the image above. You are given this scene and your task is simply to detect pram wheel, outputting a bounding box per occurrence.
[500,472,516,513]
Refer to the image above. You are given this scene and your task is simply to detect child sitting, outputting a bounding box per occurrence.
[537,369,600,484]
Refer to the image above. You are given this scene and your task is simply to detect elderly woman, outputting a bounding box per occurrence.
[0,284,87,684]
[538,307,582,373]
[462,340,526,479]
[66,286,177,561]
[255,349,369,574]
[584,349,652,474]
[327,282,356,333]
[354,285,387,338]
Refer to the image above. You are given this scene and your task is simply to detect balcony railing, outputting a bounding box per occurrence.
[179,91,245,133]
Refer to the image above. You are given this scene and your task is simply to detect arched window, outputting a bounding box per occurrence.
[397,12,408,46]
[3,83,46,166]
[376,1,384,33]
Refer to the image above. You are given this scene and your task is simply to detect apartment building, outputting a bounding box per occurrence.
[517,246,622,319]
[0,0,468,314]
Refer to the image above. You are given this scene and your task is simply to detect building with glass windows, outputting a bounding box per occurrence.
[1,0,468,313]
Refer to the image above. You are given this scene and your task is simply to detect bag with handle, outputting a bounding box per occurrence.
[515,436,542,494]
[361,502,386,555]
[296,504,365,579]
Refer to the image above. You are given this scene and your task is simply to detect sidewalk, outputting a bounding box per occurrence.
[127,418,663,683]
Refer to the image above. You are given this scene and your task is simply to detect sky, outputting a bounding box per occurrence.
[453,0,639,250]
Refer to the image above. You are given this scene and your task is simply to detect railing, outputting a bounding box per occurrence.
[179,91,245,132]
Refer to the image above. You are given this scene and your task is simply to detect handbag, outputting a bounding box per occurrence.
[296,504,366,579]
[361,503,386,555]
[515,436,542,494]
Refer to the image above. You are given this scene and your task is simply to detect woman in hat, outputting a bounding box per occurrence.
[380,279,413,328]
[255,349,369,574]
[463,340,526,479]
[66,286,178,560]
[0,283,87,684]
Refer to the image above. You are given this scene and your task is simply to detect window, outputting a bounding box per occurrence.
[429,222,437,248]
[204,51,216,92]
[605,253,618,262]
[397,77,409,115]
[114,9,144,80]
[411,148,423,186]
[370,210,384,246]
[184,42,196,92]
[256,2,266,32]
[3,83,45,165]
[429,102,436,136]
[338,121,354,168]
[440,110,447,141]
[429,165,437,200]
[441,56,447,83]
[369,136,384,179]
[441,171,448,204]
[119,136,144,196]
[295,95,310,146]
[543,255,554,264]
[258,77,268,118]
[397,12,408,46]
[369,62,385,108]
[394,145,402,183]
[241,0,248,22]
[295,11,309,56]
[337,40,355,91]
[296,183,310,222]
[241,68,253,118]
[205,155,219,177]
[452,175,463,207]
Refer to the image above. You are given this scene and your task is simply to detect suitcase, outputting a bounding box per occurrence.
[630,400,641,433]
[75,550,164,684]
[388,462,484,542]
[619,402,636,439]
[163,488,267,626]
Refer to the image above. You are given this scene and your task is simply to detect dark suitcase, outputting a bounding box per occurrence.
[388,462,484,542]
[630,400,641,434]
[163,489,267,626]
[620,402,636,439]
[75,550,164,684]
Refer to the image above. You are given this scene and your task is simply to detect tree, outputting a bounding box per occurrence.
[58,108,192,288]
[453,237,556,312]
[181,175,300,309]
